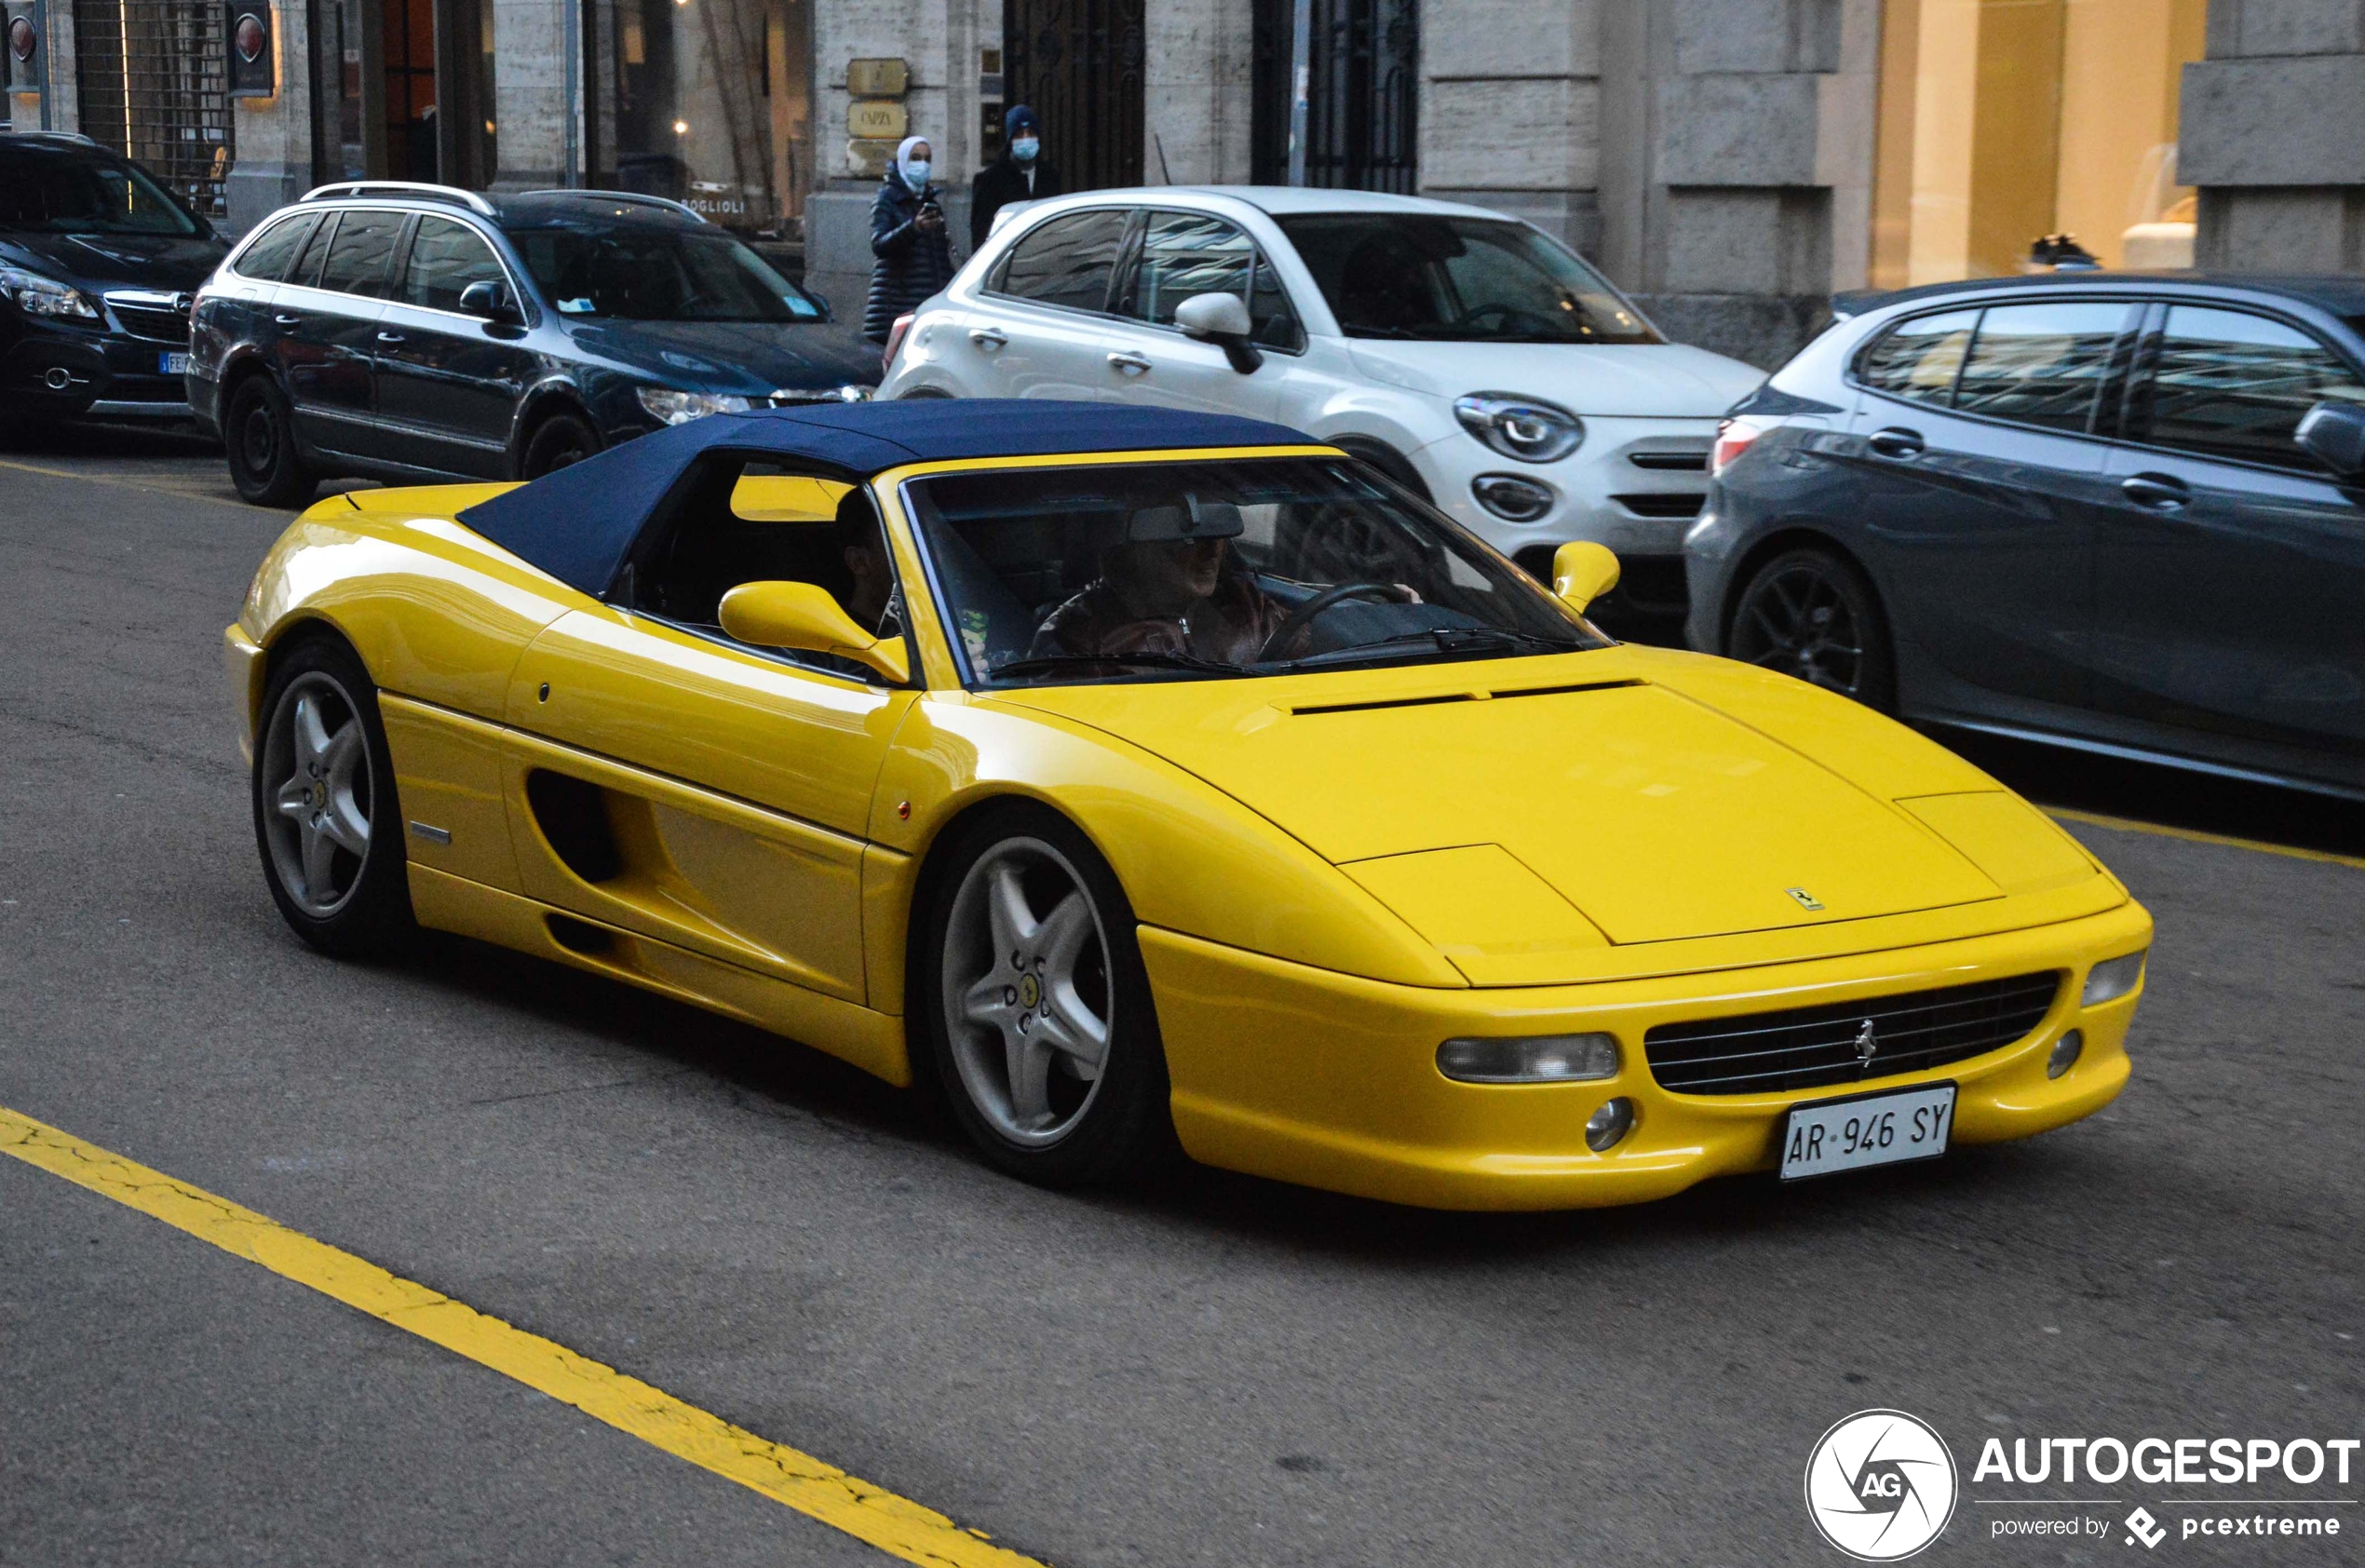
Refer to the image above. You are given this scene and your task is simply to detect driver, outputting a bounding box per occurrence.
[1029,495,1285,665]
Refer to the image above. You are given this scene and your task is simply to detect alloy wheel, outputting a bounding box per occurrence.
[939,838,1114,1147]
[258,671,374,917]
[1734,561,1867,696]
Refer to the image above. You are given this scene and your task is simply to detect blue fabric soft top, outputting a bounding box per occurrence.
[457,399,1318,600]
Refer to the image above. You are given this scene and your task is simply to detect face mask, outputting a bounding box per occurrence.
[903,160,931,189]
[1011,137,1039,163]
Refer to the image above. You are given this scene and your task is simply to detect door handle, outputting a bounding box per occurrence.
[376,331,406,345]
[1867,426,1925,459]
[967,328,1007,350]
[272,312,302,325]
[1107,351,1153,375]
[2120,473,2190,510]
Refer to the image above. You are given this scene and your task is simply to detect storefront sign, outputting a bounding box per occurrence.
[5,2,39,93]
[845,58,907,98]
[845,139,899,179]
[847,99,907,140]
[224,0,273,98]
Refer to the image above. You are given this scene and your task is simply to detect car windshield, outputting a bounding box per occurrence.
[0,150,202,237]
[903,456,1607,686]
[1276,213,1659,345]
[505,222,823,322]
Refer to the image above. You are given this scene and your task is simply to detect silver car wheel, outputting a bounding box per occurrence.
[259,671,374,918]
[940,837,1114,1148]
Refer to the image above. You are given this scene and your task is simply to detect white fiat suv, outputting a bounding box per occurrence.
[877,186,1764,625]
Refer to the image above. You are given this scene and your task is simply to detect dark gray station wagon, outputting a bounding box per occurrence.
[1687,273,2365,802]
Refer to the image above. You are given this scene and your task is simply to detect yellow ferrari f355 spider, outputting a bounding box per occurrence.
[226,401,2148,1209]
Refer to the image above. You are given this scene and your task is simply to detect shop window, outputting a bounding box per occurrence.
[1872,0,2207,284]
[606,0,810,233]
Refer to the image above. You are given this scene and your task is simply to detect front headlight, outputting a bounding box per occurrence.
[2081,950,2146,1007]
[1454,392,1585,463]
[0,264,100,320]
[1438,1033,1620,1084]
[637,386,756,426]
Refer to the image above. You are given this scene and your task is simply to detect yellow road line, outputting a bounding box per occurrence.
[0,1102,1049,1568]
[2047,806,2365,872]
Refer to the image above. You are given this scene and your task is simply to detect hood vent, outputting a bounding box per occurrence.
[1291,678,1642,718]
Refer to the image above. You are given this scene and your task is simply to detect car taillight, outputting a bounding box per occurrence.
[883,312,915,375]
[1711,416,1769,477]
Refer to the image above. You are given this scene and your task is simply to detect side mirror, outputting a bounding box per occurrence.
[458,279,522,325]
[1549,541,1621,614]
[717,579,910,683]
[2295,399,2365,478]
[1174,291,1263,374]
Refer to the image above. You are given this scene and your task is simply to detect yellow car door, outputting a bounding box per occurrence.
[496,470,915,1006]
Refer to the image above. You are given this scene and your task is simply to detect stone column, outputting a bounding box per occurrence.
[2181,0,2365,271]
[491,0,573,189]
[1599,0,1878,369]
[225,0,320,234]
[1417,0,1602,252]
[802,0,992,325]
[1147,0,1253,184]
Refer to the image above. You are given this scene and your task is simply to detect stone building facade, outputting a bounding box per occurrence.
[7,0,2361,367]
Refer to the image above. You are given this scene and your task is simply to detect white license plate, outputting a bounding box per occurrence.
[159,352,190,374]
[1779,1083,1955,1181]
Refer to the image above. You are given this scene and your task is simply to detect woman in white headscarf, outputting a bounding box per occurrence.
[865,134,956,344]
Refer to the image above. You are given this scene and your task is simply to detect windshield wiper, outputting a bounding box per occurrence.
[988,651,1245,682]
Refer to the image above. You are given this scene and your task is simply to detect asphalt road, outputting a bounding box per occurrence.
[2,424,2358,1567]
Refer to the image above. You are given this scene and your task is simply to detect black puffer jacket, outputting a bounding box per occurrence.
[863,171,956,344]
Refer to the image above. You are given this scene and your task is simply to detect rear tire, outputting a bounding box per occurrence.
[223,375,318,507]
[252,634,415,956]
[912,804,1176,1188]
[1726,547,1897,711]
[520,412,600,479]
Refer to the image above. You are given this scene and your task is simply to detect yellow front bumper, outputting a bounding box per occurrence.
[1144,898,2151,1210]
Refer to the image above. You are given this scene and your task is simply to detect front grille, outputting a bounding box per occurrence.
[105,296,192,344]
[1612,492,1706,520]
[1643,972,2061,1096]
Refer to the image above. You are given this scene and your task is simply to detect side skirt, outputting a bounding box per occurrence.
[407,862,912,1087]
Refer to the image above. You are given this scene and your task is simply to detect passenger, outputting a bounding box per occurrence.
[1030,497,1284,665]
[834,490,898,636]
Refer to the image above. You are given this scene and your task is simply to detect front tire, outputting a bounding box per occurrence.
[1726,547,1897,711]
[223,375,318,507]
[520,412,600,479]
[252,635,415,955]
[912,804,1175,1187]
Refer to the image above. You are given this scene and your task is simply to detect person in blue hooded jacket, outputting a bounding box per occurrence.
[864,136,956,344]
[969,105,1064,250]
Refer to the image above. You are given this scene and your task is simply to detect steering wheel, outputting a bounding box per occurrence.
[1448,302,1526,334]
[1258,581,1418,662]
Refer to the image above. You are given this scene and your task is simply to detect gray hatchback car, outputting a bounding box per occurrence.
[1685,273,2365,802]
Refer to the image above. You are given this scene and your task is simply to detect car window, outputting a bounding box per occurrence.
[2134,305,2365,471]
[506,223,821,321]
[991,209,1130,313]
[289,213,340,289]
[315,210,408,298]
[233,212,318,281]
[1857,309,1977,406]
[398,216,508,312]
[627,456,899,679]
[1952,302,2131,433]
[1274,213,1658,344]
[0,149,201,236]
[1119,210,1304,350]
[902,456,1601,685]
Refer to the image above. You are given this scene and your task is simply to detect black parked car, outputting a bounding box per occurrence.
[1,130,228,425]
[188,182,878,505]
[1687,272,2365,800]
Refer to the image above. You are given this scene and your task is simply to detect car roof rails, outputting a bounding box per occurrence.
[301,181,498,216]
[0,129,100,144]
[517,189,710,224]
